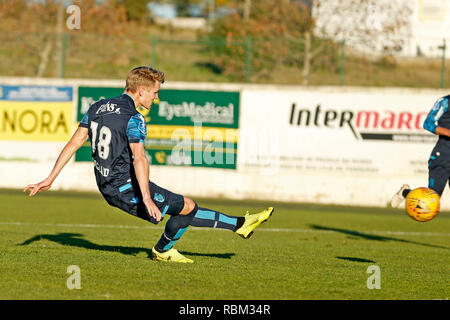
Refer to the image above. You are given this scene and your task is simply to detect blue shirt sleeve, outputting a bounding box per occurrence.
[423,97,449,134]
[127,113,147,143]
[79,112,89,128]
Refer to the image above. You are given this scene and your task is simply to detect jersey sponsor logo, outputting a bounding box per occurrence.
[96,102,120,115]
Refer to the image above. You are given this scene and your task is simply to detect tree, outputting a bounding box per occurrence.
[243,0,250,21]
[209,0,321,82]
[116,0,150,22]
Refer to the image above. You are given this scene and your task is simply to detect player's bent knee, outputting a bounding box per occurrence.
[179,197,196,215]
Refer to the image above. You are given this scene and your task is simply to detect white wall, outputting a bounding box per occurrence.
[1,76,449,209]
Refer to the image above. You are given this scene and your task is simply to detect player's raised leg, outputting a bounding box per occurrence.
[188,202,274,239]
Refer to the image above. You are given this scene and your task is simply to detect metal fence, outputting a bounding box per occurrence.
[1,31,448,88]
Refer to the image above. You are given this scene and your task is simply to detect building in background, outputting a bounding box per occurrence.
[313,0,450,58]
[410,0,450,57]
[147,0,236,29]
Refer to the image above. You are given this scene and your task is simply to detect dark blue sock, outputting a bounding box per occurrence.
[190,207,244,232]
[154,204,198,253]
[154,205,245,253]
[402,189,411,198]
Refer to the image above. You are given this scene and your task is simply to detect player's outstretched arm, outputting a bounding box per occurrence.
[23,127,89,197]
[129,142,162,222]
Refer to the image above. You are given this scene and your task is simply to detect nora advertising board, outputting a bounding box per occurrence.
[0,85,73,141]
[75,87,239,169]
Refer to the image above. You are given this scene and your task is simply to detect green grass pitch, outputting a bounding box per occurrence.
[0,188,448,300]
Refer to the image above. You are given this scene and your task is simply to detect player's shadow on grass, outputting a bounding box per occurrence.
[178,251,235,259]
[18,233,235,260]
[309,224,449,250]
[336,256,376,263]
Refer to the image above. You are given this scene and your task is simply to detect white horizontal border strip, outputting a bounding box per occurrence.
[0,221,449,237]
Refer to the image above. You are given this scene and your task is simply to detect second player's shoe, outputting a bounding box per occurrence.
[235,207,274,239]
[390,184,410,208]
[151,247,194,263]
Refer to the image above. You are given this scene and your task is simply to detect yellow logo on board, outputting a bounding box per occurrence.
[155,151,166,164]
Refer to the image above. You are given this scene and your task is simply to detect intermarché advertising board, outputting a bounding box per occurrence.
[239,88,438,178]
[0,85,73,141]
[75,86,240,169]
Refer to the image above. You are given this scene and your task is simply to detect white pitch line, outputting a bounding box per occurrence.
[0,221,449,237]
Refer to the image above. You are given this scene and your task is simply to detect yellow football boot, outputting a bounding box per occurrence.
[151,247,194,263]
[235,207,274,239]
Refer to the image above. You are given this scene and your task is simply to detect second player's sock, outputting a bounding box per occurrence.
[402,189,411,198]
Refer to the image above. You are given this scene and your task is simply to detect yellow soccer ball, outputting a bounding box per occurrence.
[405,187,440,222]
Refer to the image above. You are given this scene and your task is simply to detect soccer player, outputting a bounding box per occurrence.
[391,94,450,207]
[23,66,274,263]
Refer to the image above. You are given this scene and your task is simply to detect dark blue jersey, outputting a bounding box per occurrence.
[423,95,450,151]
[79,94,146,196]
[423,95,450,133]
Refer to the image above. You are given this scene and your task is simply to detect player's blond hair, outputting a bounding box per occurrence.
[125,66,165,93]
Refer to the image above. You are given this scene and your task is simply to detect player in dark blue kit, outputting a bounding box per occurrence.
[24,66,274,263]
[391,95,450,207]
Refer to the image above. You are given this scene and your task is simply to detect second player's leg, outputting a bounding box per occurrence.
[392,152,450,207]
[428,156,449,196]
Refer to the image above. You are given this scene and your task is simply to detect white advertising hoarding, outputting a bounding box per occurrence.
[0,76,449,210]
[238,86,449,208]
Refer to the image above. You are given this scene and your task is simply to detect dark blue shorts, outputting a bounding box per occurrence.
[102,180,185,224]
[428,149,450,196]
